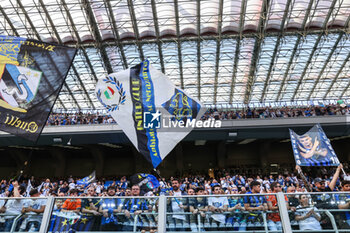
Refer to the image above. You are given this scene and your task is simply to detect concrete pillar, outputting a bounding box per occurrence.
[259,141,270,168]
[51,150,66,177]
[10,150,30,170]
[93,150,105,178]
[175,143,184,173]
[217,141,227,168]
[131,147,145,173]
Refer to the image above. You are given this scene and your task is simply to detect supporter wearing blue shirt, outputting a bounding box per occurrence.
[118,176,128,189]
[334,180,350,229]
[277,175,285,186]
[244,181,267,230]
[227,188,246,231]
[234,176,245,189]
[99,186,121,231]
[304,109,311,117]
[122,185,148,231]
[285,176,294,187]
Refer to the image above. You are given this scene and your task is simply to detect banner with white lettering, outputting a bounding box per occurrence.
[95,60,207,168]
[289,124,340,166]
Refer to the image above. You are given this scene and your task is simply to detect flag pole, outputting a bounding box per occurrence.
[153,168,161,178]
[13,148,34,182]
[341,168,347,177]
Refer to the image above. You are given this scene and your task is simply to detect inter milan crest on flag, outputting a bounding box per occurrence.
[96,60,206,168]
[131,173,160,192]
[289,124,340,166]
[0,35,76,141]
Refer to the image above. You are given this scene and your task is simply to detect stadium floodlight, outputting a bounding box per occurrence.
[228,132,237,137]
[194,140,206,146]
[53,137,62,143]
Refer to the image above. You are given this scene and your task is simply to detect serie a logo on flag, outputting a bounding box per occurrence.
[144,110,161,129]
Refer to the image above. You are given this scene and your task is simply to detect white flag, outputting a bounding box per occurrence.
[96,60,206,168]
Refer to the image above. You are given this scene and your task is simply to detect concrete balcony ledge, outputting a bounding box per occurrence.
[0,115,349,146]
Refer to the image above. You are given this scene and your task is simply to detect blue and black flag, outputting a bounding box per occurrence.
[0,35,76,141]
[289,124,340,166]
[49,212,80,233]
[131,173,160,193]
[76,171,96,186]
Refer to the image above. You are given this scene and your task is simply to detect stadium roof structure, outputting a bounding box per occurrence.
[1,0,350,112]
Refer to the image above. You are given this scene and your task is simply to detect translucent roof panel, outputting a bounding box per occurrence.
[0,0,350,111]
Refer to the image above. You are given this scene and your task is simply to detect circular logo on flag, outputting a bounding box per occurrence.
[96,76,126,112]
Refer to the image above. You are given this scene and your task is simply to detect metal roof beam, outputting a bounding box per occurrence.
[213,0,224,104]
[197,0,201,100]
[81,0,113,74]
[244,0,269,104]
[229,0,246,104]
[104,0,128,69]
[151,0,165,73]
[323,14,350,99]
[174,0,184,89]
[290,35,323,101]
[39,0,93,110]
[62,82,80,111]
[275,0,315,101]
[330,51,350,99]
[75,28,347,47]
[291,0,337,101]
[15,0,70,110]
[15,0,41,40]
[127,0,145,61]
[61,0,99,83]
[307,32,344,100]
[0,6,19,37]
[260,0,292,102]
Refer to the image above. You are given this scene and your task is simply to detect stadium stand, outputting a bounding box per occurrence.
[0,165,349,232]
[46,103,350,126]
[1,0,350,232]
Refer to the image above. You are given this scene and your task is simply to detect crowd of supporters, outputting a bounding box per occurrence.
[46,113,116,126]
[0,164,349,232]
[46,103,350,126]
[202,103,350,120]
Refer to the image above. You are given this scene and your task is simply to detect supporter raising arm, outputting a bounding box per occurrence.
[296,164,343,192]
[328,164,343,191]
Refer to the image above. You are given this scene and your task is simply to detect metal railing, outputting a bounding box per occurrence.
[0,192,349,233]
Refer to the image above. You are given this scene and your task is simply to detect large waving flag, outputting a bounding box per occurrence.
[76,171,96,186]
[289,124,340,166]
[96,61,206,168]
[0,35,76,141]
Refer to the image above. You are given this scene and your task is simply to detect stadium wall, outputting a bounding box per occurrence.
[1,139,349,179]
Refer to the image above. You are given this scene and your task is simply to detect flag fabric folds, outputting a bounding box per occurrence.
[289,124,340,166]
[96,60,206,168]
[49,212,80,233]
[26,179,33,197]
[76,171,96,186]
[130,173,160,192]
[0,35,76,141]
